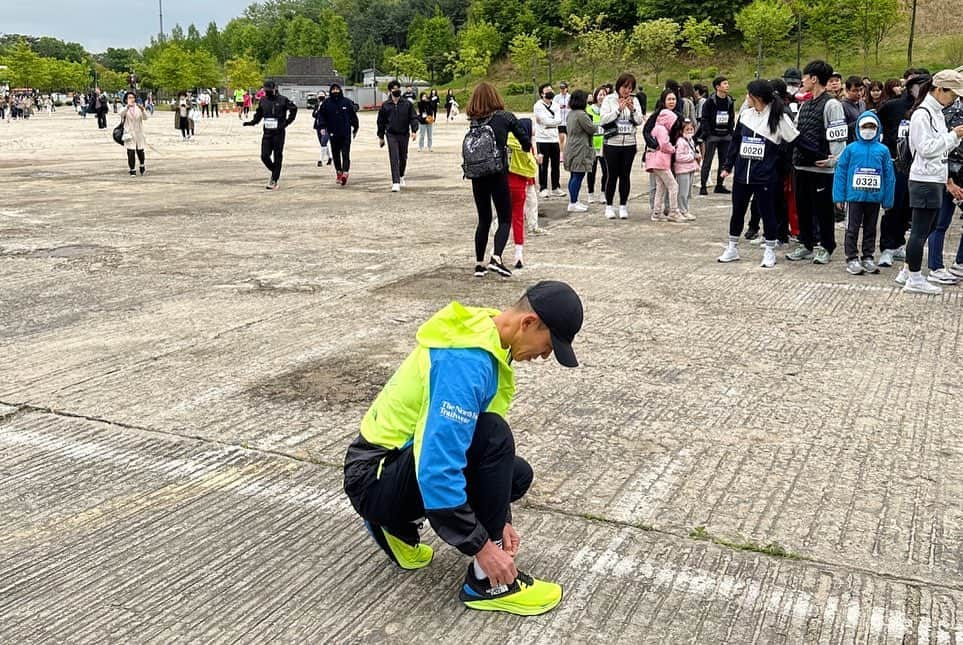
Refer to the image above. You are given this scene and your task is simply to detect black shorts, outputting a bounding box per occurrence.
[558,125,567,134]
[908,180,944,209]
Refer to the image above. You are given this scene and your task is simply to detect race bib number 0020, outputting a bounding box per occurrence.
[826,119,848,142]
[852,168,881,191]
[739,136,765,160]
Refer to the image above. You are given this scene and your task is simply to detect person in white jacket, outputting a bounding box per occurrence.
[534,84,563,197]
[898,69,963,295]
[598,73,645,219]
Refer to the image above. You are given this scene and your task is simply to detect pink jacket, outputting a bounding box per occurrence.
[645,109,678,172]
[674,136,701,174]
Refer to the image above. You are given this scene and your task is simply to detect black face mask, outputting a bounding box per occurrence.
[544,91,555,101]
[391,89,402,98]
[331,92,341,98]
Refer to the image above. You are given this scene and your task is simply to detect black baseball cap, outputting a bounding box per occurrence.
[783,68,802,82]
[525,281,583,367]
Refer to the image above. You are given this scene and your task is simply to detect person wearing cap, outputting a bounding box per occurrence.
[783,68,806,111]
[553,82,571,158]
[243,80,297,190]
[343,281,584,616]
[923,87,963,283]
[313,83,360,186]
[895,69,963,295]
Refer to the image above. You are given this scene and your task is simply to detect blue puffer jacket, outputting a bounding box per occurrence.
[832,111,896,207]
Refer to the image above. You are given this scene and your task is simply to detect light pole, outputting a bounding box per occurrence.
[159,0,165,40]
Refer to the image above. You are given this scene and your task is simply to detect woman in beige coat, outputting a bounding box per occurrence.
[120,91,148,176]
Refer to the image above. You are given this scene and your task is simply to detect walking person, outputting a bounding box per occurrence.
[646,108,685,223]
[462,82,531,278]
[118,91,149,177]
[242,80,298,190]
[534,84,562,197]
[697,77,735,195]
[832,111,896,275]
[506,118,539,269]
[243,91,252,118]
[175,92,191,139]
[94,87,109,129]
[786,60,847,265]
[417,92,435,151]
[199,89,210,118]
[445,89,456,121]
[343,280,583,616]
[563,90,595,213]
[313,91,333,167]
[599,73,644,220]
[674,119,701,221]
[314,83,360,186]
[896,70,963,295]
[234,88,244,117]
[924,94,963,282]
[553,82,571,158]
[209,88,219,117]
[717,80,800,268]
[586,87,608,204]
[377,80,419,192]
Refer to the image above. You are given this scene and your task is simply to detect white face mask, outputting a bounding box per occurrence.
[859,126,878,141]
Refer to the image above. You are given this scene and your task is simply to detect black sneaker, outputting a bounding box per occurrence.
[317,160,323,167]
[699,187,708,196]
[129,170,136,176]
[473,264,487,277]
[514,260,523,270]
[139,166,146,176]
[744,229,759,241]
[714,186,731,194]
[266,180,279,190]
[326,159,333,165]
[488,256,512,277]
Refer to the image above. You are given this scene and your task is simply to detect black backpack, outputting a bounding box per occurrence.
[895,108,934,175]
[462,116,506,179]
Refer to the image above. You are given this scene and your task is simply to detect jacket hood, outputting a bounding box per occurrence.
[656,109,677,129]
[856,110,883,142]
[415,302,510,369]
[329,83,342,92]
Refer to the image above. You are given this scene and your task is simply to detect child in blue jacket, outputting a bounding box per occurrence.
[833,111,896,275]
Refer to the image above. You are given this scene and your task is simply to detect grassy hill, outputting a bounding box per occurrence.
[443,29,963,112]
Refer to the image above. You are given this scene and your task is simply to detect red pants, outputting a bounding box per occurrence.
[507,173,528,246]
[785,174,799,237]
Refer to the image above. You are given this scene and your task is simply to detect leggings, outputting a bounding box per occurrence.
[650,169,678,213]
[126,148,145,170]
[603,144,637,206]
[472,171,512,262]
[330,136,351,173]
[568,172,585,203]
[536,142,560,190]
[729,180,780,240]
[907,208,938,272]
[588,155,607,194]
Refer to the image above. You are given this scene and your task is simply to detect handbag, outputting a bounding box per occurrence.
[112,118,125,145]
[426,115,435,125]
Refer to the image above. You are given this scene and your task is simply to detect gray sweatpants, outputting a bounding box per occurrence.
[676,171,695,213]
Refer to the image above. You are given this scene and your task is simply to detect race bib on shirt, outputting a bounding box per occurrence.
[852,167,881,190]
[715,112,730,126]
[826,119,848,142]
[898,120,910,139]
[263,117,279,130]
[739,136,765,160]
[616,119,635,134]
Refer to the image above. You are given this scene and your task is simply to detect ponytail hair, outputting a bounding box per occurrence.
[909,77,933,115]
[746,79,784,135]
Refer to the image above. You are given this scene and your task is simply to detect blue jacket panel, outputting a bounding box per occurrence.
[832,112,896,207]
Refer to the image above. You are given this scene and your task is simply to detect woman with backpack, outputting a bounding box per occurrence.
[563,90,596,213]
[463,82,532,278]
[599,73,645,219]
[897,70,963,295]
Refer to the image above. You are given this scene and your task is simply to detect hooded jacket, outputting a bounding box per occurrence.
[343,303,515,556]
[723,104,799,185]
[832,111,896,207]
[645,109,678,171]
[248,92,297,132]
[314,87,359,139]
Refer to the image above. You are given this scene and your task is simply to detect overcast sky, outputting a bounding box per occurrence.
[1,1,255,52]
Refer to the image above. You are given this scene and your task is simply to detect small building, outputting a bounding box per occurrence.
[267,57,345,109]
[361,68,428,89]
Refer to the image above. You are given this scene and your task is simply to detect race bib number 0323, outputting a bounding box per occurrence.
[852,168,881,191]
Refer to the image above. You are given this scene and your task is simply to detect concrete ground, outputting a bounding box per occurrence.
[2,108,962,644]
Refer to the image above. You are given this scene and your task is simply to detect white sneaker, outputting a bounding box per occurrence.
[391,183,401,192]
[605,206,616,220]
[681,211,696,221]
[539,189,550,198]
[878,249,895,267]
[650,212,667,222]
[618,206,629,220]
[761,246,776,268]
[667,211,687,223]
[928,268,960,284]
[893,245,907,261]
[949,263,963,278]
[552,188,565,197]
[400,177,406,187]
[587,193,597,203]
[903,276,943,295]
[718,243,740,263]
[895,267,909,285]
[567,202,589,212]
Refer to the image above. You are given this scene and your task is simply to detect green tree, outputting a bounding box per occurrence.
[203,22,224,62]
[856,0,900,66]
[638,0,750,29]
[98,47,143,72]
[680,17,724,58]
[186,24,202,50]
[265,52,288,76]
[446,46,492,90]
[145,42,193,90]
[224,56,263,91]
[409,9,457,83]
[385,51,428,83]
[508,33,546,97]
[285,16,326,57]
[191,48,222,87]
[629,19,681,85]
[2,39,44,88]
[46,58,88,91]
[170,24,185,42]
[735,0,795,77]
[807,0,859,65]
[324,14,353,77]
[567,15,627,90]
[467,0,538,46]
[458,21,503,62]
[33,37,88,63]
[222,18,261,60]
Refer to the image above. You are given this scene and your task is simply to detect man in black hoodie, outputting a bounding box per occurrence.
[377,79,419,192]
[697,76,735,195]
[315,83,360,186]
[243,80,297,190]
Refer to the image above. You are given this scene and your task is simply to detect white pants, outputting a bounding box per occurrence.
[524,183,539,229]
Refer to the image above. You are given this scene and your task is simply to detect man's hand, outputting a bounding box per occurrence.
[953,125,963,138]
[836,202,845,210]
[475,540,517,587]
[815,155,834,168]
[242,121,253,127]
[503,523,521,557]
[379,137,385,148]
[411,132,417,142]
[720,170,730,179]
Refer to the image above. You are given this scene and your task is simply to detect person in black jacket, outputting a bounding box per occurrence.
[243,80,297,190]
[464,82,532,278]
[315,83,360,186]
[716,80,799,268]
[697,76,735,195]
[377,79,419,192]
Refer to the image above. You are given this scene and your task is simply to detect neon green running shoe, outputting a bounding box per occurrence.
[459,564,563,616]
[365,521,433,570]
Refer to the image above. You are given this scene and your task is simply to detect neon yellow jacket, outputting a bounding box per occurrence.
[508,133,537,179]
